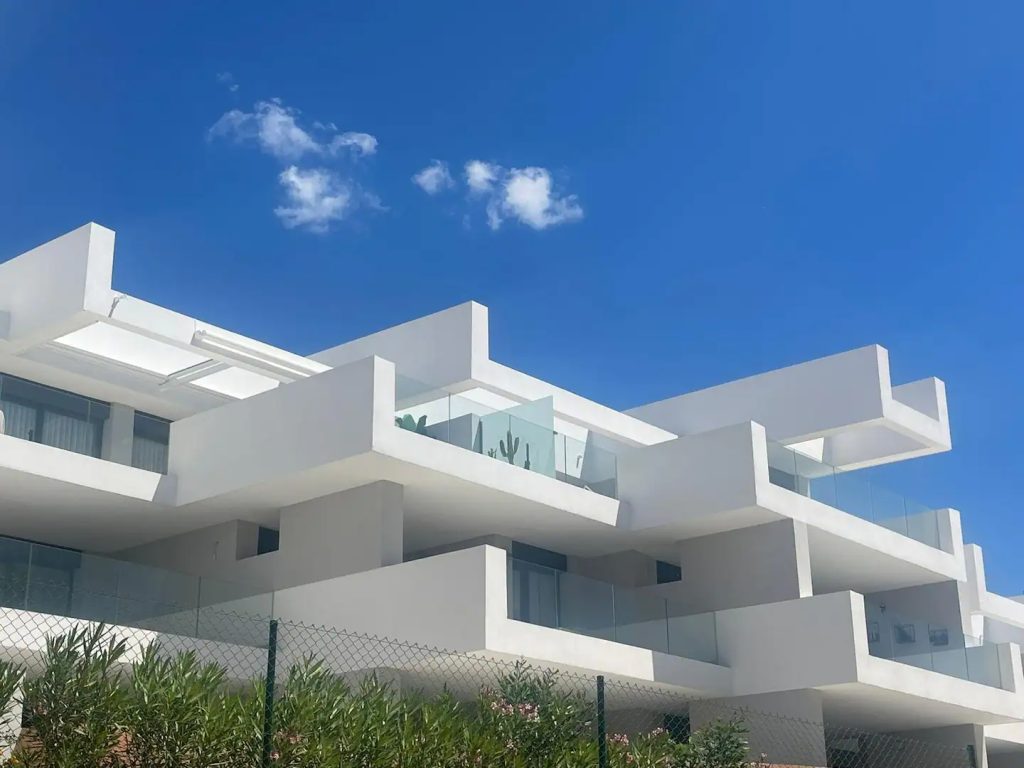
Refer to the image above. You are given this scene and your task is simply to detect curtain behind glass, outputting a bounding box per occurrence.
[41,411,99,457]
[0,400,38,441]
[132,436,168,473]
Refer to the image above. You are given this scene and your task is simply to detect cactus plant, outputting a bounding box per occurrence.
[499,429,519,465]
[486,448,497,458]
[395,414,428,435]
[524,443,531,471]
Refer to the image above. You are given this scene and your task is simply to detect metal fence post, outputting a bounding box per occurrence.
[596,674,607,768]
[261,619,279,768]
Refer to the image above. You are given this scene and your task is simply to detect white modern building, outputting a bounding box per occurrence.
[1,222,1023,766]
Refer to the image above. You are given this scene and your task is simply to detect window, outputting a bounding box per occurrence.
[656,560,682,584]
[132,412,170,473]
[0,373,109,458]
[257,527,280,555]
[510,541,567,571]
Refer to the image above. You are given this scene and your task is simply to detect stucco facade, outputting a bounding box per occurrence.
[1,223,1023,765]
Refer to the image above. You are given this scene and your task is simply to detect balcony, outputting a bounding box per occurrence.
[767,441,946,551]
[395,375,619,498]
[507,558,718,663]
[0,536,272,646]
[0,372,170,474]
[864,600,1004,688]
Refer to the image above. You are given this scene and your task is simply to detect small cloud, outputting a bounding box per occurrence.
[209,100,320,161]
[456,161,583,230]
[274,166,352,233]
[465,160,500,193]
[499,167,583,230]
[216,71,240,92]
[329,131,378,157]
[412,160,454,195]
[209,99,378,161]
[208,98,383,231]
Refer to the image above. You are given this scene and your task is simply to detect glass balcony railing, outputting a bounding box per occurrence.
[766,441,944,551]
[0,536,273,647]
[395,374,619,498]
[507,558,718,663]
[864,602,1004,688]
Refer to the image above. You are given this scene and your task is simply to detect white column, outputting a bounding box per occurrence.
[101,403,135,465]
[273,481,404,590]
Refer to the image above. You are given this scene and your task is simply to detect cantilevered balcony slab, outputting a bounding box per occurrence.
[0,433,178,551]
[618,421,966,595]
[273,545,732,696]
[715,591,1024,732]
[626,345,951,470]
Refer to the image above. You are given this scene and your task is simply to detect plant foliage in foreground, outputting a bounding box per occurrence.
[0,628,764,768]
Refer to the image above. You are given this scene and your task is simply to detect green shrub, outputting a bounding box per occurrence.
[20,625,127,768]
[0,658,25,756]
[121,645,235,768]
[267,658,350,767]
[479,660,595,768]
[5,626,764,768]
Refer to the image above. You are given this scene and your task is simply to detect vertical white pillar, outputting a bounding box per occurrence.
[101,403,135,465]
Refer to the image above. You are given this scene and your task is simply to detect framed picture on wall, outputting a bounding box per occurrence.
[929,628,950,647]
[867,622,880,644]
[894,624,916,644]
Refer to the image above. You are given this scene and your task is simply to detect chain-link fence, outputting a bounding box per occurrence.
[0,575,977,768]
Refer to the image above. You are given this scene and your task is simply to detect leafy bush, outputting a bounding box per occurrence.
[4,628,764,768]
[0,659,24,756]
[479,660,595,767]
[121,645,234,768]
[19,625,127,768]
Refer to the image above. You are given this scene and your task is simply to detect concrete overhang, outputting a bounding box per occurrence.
[273,545,733,697]
[312,300,676,449]
[0,223,327,422]
[716,591,1024,732]
[626,344,951,470]
[619,422,964,594]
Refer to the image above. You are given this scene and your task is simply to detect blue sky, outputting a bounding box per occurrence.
[2,3,1023,591]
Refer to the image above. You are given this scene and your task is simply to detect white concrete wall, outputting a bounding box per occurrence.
[865,580,974,652]
[627,344,950,469]
[628,345,889,441]
[0,223,115,350]
[101,402,136,465]
[645,519,813,614]
[274,481,403,589]
[118,481,403,593]
[273,545,490,651]
[618,422,765,535]
[169,355,386,505]
[313,301,484,387]
[714,591,862,694]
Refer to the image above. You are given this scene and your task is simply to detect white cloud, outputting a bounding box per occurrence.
[329,132,378,157]
[465,160,500,193]
[412,160,454,194]
[209,99,378,161]
[458,160,583,230]
[208,98,382,232]
[209,100,320,161]
[499,167,583,230]
[274,166,352,233]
